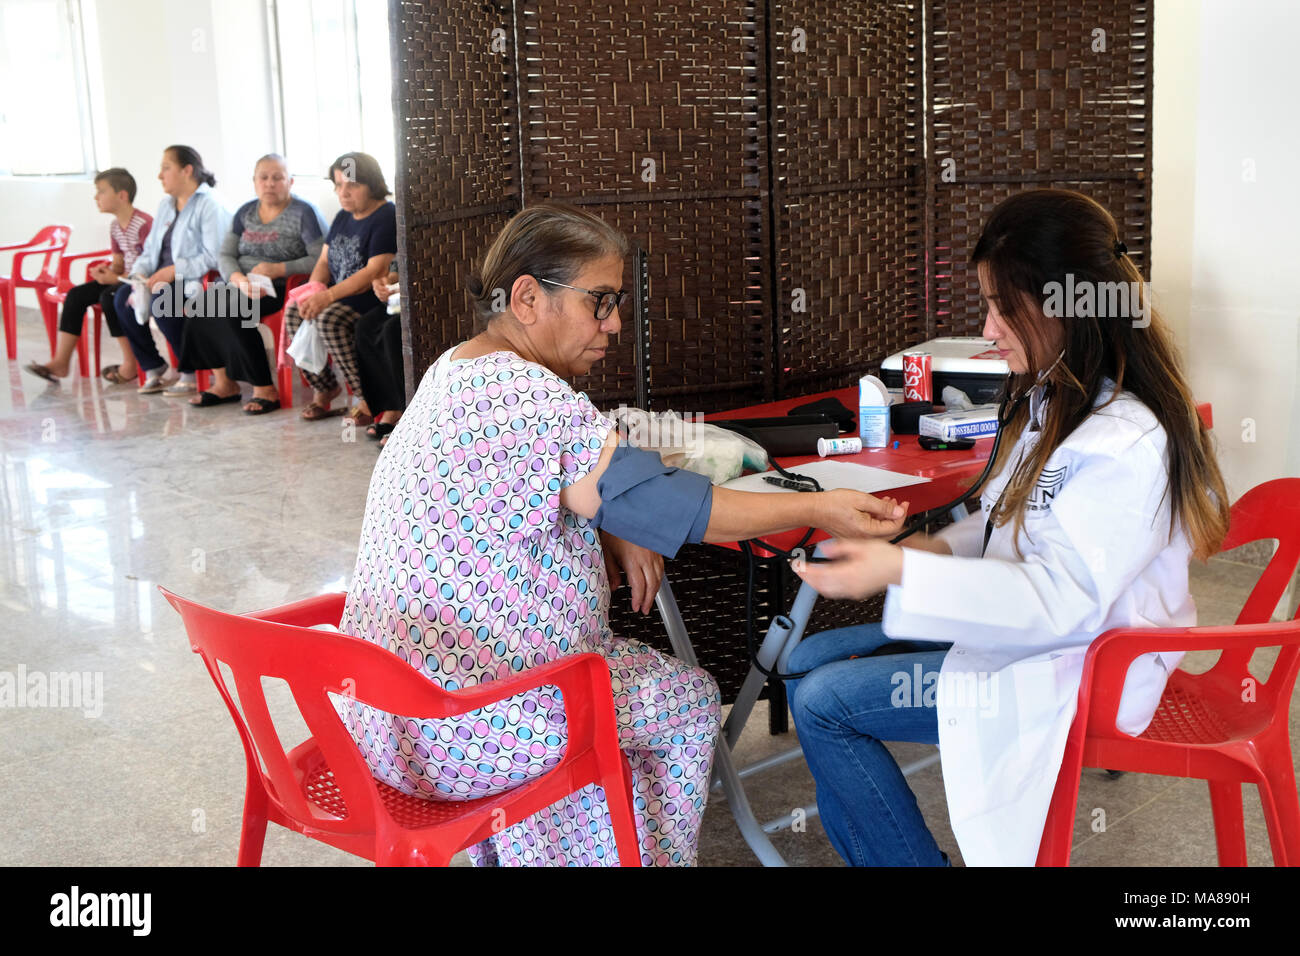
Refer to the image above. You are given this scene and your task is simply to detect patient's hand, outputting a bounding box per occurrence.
[600,531,663,615]
[814,490,909,541]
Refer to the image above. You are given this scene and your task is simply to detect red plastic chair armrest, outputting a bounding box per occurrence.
[436,653,611,716]
[1081,620,1300,734]
[57,249,115,285]
[244,592,348,628]
[10,244,63,280]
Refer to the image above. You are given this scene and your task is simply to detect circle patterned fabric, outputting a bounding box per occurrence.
[338,348,721,865]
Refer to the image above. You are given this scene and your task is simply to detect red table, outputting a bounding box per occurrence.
[706,385,994,555]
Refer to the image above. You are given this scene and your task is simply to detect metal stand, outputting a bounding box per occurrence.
[657,538,941,865]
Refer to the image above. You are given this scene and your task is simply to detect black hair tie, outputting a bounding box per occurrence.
[1114,239,1128,258]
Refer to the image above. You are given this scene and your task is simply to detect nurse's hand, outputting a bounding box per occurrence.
[814,490,909,540]
[600,531,663,615]
[790,538,904,600]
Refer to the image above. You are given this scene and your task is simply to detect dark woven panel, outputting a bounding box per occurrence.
[565,197,770,413]
[389,0,522,381]
[607,546,884,702]
[931,178,1151,338]
[516,0,772,412]
[926,0,1154,337]
[768,1,925,397]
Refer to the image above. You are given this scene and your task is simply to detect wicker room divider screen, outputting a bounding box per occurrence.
[387,0,1153,703]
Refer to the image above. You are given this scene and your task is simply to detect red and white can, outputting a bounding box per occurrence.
[902,351,932,403]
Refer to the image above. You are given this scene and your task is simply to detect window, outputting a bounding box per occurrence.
[0,0,98,175]
[269,0,395,185]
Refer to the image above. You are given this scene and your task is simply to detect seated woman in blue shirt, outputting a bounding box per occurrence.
[283,151,396,426]
[122,144,231,395]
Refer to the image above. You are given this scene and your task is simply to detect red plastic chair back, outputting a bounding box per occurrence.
[0,224,72,358]
[38,249,113,372]
[1038,478,1300,866]
[1,224,71,283]
[161,587,642,866]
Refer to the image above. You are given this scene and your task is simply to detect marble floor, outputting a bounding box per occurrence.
[0,310,1295,867]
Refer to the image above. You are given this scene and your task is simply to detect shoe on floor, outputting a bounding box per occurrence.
[190,390,242,407]
[137,374,174,394]
[23,362,59,383]
[162,380,198,396]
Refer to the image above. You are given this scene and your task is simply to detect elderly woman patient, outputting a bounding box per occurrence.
[336,203,906,866]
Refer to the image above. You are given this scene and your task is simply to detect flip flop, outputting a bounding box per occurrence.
[243,397,281,415]
[23,362,59,383]
[190,390,243,407]
[101,365,136,385]
[300,401,345,421]
[365,421,397,440]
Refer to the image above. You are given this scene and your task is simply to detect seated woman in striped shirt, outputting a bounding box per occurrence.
[184,154,327,414]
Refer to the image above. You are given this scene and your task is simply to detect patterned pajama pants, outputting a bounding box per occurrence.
[283,300,364,399]
[466,637,722,867]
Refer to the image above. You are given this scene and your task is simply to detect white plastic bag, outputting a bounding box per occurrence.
[612,408,769,484]
[286,319,329,375]
[127,276,151,325]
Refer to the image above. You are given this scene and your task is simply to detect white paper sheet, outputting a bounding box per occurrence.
[721,460,930,495]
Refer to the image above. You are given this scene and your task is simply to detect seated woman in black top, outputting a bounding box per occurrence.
[353,267,404,445]
[283,151,397,425]
[184,154,327,413]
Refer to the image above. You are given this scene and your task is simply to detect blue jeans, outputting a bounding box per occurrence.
[118,287,190,374]
[786,623,952,866]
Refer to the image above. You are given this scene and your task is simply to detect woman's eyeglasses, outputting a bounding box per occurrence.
[536,277,627,321]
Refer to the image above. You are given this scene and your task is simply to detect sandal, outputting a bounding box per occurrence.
[101,365,137,384]
[300,401,344,421]
[243,397,281,415]
[346,406,373,428]
[23,362,59,383]
[190,390,242,407]
[365,421,396,440]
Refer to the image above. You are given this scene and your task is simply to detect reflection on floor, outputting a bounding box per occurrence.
[1,310,1294,867]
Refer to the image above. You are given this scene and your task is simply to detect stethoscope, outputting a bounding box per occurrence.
[738,349,1066,679]
[888,348,1064,545]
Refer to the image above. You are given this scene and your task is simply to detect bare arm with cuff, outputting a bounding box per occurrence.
[559,431,908,559]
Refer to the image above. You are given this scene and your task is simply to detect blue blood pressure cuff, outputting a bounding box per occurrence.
[593,443,713,558]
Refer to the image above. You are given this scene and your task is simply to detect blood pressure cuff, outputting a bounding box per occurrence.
[593,443,713,558]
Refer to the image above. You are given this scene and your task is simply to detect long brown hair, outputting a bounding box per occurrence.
[972,188,1228,560]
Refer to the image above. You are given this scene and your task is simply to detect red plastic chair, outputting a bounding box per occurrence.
[161,587,642,866]
[256,272,309,407]
[274,276,358,411]
[0,225,72,360]
[1037,478,1300,866]
[39,249,113,377]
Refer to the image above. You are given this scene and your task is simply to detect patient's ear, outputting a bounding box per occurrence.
[509,274,541,326]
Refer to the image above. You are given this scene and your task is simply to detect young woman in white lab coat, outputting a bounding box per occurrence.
[787,188,1230,866]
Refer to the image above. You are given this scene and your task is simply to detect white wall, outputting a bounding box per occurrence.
[1178,0,1300,498]
[1150,0,1202,354]
[0,0,339,303]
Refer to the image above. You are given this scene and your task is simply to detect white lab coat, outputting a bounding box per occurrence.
[882,379,1194,865]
